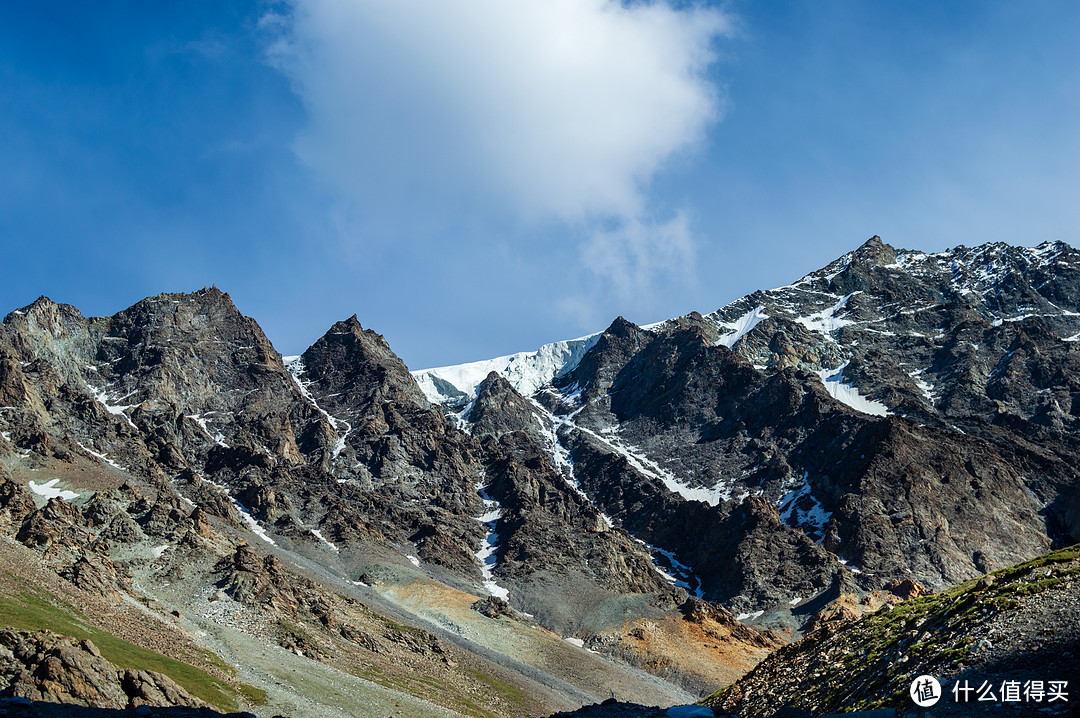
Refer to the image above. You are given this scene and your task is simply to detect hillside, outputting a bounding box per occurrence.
[0,236,1077,715]
[705,545,1079,716]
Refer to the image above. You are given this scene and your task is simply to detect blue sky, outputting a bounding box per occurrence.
[2,1,1078,369]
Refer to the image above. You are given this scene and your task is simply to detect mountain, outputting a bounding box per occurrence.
[0,236,1078,716]
[416,236,1080,620]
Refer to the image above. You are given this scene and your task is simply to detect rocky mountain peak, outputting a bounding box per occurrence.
[298,315,430,413]
[468,371,544,440]
[666,311,721,344]
[605,315,640,339]
[3,297,87,352]
[327,313,365,336]
[849,234,898,267]
[558,316,651,397]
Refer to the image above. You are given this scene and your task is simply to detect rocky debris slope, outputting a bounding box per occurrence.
[580,598,782,697]
[2,440,701,715]
[705,545,1080,717]
[0,460,553,716]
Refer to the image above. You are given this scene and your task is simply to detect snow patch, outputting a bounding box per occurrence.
[413,333,601,405]
[28,479,79,501]
[186,414,230,448]
[152,545,170,559]
[636,539,705,598]
[406,554,421,568]
[795,292,861,334]
[311,529,339,552]
[86,383,138,430]
[73,441,127,471]
[529,396,591,500]
[822,253,854,282]
[839,558,863,575]
[816,362,890,417]
[717,306,768,348]
[232,499,276,545]
[474,480,511,601]
[575,424,731,506]
[777,473,831,542]
[287,360,351,459]
[564,637,585,648]
[908,369,935,402]
[530,390,718,593]
[529,394,706,594]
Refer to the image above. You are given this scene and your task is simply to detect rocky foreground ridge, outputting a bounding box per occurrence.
[0,235,1077,715]
[706,544,1080,717]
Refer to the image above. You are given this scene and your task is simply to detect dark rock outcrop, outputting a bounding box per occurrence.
[0,629,207,710]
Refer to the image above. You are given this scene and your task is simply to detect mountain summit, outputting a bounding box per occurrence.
[1,237,1078,716]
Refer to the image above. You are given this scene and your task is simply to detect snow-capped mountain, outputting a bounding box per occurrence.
[413,332,601,411]
[1,236,1078,714]
[413,235,1080,614]
[417,237,1080,418]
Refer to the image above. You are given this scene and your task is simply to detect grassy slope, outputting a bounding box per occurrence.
[702,544,1080,715]
[0,579,241,712]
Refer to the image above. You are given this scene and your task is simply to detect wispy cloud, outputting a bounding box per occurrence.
[266,0,729,310]
[584,212,696,298]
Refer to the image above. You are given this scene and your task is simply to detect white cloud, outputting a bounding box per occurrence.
[583,213,696,298]
[556,212,696,328]
[268,0,729,296]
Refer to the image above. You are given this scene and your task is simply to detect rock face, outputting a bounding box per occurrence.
[290,315,486,576]
[0,629,207,710]
[416,237,1080,623]
[468,372,674,630]
[2,236,1079,652]
[0,287,678,641]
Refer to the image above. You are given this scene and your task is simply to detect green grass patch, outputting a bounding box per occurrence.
[0,588,238,711]
[381,617,423,635]
[239,682,268,706]
[697,684,730,705]
[991,545,1079,581]
[470,669,529,709]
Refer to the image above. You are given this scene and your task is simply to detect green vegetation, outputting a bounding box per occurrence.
[276,618,316,645]
[381,616,423,635]
[349,661,531,718]
[0,586,239,711]
[470,669,529,709]
[239,682,269,706]
[701,544,1080,716]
